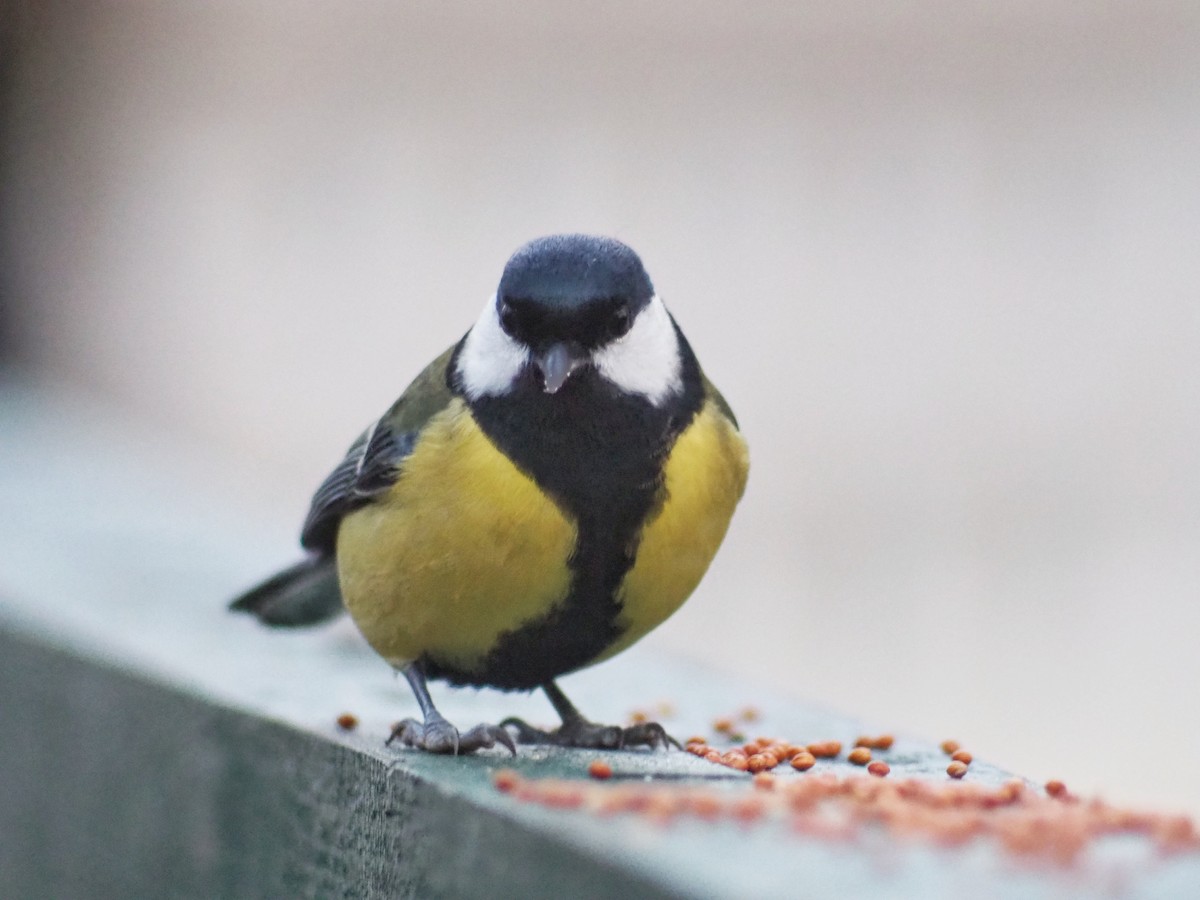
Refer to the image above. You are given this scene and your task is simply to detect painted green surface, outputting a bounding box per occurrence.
[2,382,1198,899]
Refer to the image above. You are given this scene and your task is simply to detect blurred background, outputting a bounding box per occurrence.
[2,2,1197,814]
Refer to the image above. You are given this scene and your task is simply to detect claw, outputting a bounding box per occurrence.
[386,717,424,747]
[621,722,681,751]
[388,716,513,755]
[500,717,550,744]
[501,716,676,751]
[461,723,518,756]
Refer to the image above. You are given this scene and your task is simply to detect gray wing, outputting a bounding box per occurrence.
[298,344,459,555]
[299,422,415,553]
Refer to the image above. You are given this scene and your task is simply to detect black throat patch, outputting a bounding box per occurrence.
[429,327,704,690]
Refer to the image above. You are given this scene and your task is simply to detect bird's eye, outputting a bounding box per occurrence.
[611,307,633,338]
[498,300,519,335]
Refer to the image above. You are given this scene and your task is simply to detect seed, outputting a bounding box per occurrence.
[807,741,842,758]
[951,750,972,765]
[753,772,776,791]
[848,747,872,766]
[541,782,585,809]
[713,717,735,733]
[688,791,723,820]
[492,769,520,793]
[588,759,613,780]
[731,794,766,823]
[629,710,649,725]
[946,761,968,779]
[873,734,894,750]
[1152,815,1199,853]
[1044,779,1068,799]
[335,713,359,730]
[790,752,816,771]
[940,740,960,755]
[739,705,761,722]
[997,779,1025,805]
[747,753,772,773]
[704,749,722,763]
[868,761,891,777]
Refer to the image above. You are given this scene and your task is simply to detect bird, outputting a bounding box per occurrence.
[230,234,749,754]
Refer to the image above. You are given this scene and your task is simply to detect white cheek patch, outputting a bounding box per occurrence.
[592,295,683,406]
[455,294,530,399]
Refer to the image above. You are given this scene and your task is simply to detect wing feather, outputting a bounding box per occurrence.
[299,344,459,554]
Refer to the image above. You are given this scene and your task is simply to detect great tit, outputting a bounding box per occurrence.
[231,234,749,754]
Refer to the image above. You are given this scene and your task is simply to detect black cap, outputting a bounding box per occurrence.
[498,234,654,310]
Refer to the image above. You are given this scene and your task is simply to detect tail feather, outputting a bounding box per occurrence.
[229,556,344,627]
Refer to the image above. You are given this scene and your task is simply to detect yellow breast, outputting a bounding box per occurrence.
[596,399,750,662]
[335,399,576,672]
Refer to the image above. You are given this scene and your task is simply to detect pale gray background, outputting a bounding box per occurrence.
[3,3,1198,815]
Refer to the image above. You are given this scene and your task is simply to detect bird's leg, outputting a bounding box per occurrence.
[502,681,679,751]
[387,661,515,755]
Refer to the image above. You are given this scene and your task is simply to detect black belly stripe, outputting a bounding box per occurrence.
[425,327,704,690]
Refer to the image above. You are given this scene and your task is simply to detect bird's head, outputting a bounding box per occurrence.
[456,235,684,405]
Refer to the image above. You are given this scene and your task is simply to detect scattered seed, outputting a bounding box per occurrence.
[492,769,519,793]
[848,747,872,766]
[854,734,894,751]
[731,794,766,823]
[791,752,817,771]
[688,791,723,820]
[947,761,968,779]
[491,765,1200,868]
[951,750,973,765]
[588,759,614,780]
[808,741,842,758]
[1045,779,1068,799]
[335,713,359,731]
[868,761,891,777]
[940,740,961,755]
[747,754,772,773]
[753,772,776,791]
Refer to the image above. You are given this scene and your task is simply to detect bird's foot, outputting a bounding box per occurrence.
[387,716,516,756]
[501,716,679,751]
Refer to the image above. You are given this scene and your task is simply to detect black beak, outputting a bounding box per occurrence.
[534,343,587,394]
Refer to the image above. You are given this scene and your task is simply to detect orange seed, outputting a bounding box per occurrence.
[790,752,816,771]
